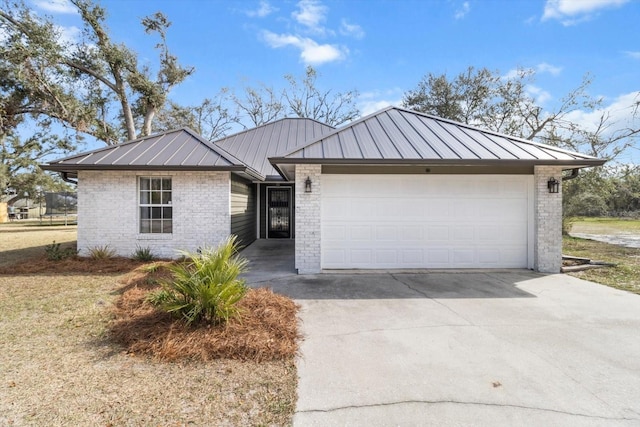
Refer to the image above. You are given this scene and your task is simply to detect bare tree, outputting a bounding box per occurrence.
[155,90,237,141]
[232,66,360,128]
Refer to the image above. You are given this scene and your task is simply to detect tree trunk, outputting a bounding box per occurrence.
[142,105,156,136]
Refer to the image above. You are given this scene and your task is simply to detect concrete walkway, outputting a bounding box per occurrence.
[240,241,640,426]
[239,239,296,284]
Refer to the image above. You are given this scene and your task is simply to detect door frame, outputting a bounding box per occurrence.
[266,186,292,239]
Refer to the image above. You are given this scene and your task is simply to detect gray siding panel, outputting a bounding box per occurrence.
[230,174,256,248]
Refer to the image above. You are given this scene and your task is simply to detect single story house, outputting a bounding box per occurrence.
[42,107,605,273]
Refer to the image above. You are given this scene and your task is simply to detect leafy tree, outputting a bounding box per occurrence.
[1,125,74,193]
[0,0,193,145]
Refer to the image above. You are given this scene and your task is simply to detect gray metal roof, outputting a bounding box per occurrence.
[214,117,335,179]
[270,107,606,179]
[42,128,263,180]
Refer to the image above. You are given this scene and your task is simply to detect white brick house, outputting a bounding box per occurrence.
[43,107,604,273]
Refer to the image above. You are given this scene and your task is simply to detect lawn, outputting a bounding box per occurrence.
[564,217,640,295]
[0,224,297,426]
[569,217,640,234]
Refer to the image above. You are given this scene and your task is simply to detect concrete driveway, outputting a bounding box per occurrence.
[241,242,640,426]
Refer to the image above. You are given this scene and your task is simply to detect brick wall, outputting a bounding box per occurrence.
[295,165,322,274]
[77,170,230,258]
[534,166,563,273]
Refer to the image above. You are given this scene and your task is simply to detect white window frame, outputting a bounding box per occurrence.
[139,176,173,234]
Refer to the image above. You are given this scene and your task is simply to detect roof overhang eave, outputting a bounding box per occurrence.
[269,157,607,169]
[40,164,265,181]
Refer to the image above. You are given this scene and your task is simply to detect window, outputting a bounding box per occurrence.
[139,177,172,234]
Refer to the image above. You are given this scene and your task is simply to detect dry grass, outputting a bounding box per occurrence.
[0,226,300,426]
[0,224,77,268]
[564,236,640,295]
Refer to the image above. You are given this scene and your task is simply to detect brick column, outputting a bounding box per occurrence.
[295,164,322,274]
[534,165,563,273]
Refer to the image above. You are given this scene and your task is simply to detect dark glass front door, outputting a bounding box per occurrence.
[268,188,291,238]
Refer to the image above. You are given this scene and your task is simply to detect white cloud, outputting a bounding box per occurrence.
[58,25,80,43]
[503,68,530,80]
[340,19,365,39]
[358,89,403,116]
[537,62,563,75]
[33,0,77,14]
[624,51,640,59]
[262,30,345,65]
[292,0,328,33]
[563,91,640,134]
[527,84,552,105]
[454,1,471,20]
[542,0,629,25]
[245,0,277,18]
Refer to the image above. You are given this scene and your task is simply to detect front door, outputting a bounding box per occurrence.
[267,187,291,238]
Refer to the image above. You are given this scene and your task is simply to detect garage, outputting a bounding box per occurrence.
[321,174,533,269]
[270,107,606,273]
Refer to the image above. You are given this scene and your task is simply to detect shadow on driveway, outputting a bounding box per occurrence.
[266,271,538,300]
[239,240,537,300]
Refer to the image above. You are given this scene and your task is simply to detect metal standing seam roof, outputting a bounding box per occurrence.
[270,106,606,178]
[213,117,335,179]
[41,127,263,180]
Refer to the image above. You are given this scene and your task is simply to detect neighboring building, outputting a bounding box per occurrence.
[42,107,605,273]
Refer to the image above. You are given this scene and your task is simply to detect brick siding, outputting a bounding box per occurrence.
[294,165,322,274]
[534,166,563,273]
[77,170,230,258]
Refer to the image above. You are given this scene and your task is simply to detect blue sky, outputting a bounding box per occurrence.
[30,0,640,161]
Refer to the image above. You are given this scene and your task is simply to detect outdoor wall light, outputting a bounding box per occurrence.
[305,176,312,193]
[547,177,560,194]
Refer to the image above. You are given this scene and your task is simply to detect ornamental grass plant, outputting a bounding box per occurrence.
[148,236,248,326]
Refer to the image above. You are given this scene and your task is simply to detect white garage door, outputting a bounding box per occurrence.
[321,174,533,269]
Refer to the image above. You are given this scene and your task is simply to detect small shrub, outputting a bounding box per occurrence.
[147,236,249,326]
[88,245,117,260]
[44,241,78,261]
[132,245,155,262]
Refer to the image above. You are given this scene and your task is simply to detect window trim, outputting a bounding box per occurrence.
[138,176,173,235]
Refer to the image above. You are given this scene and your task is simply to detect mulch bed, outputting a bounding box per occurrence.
[0,256,145,275]
[0,256,301,362]
[110,264,301,362]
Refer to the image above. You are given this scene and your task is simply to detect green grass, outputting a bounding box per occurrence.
[569,217,640,234]
[563,236,640,295]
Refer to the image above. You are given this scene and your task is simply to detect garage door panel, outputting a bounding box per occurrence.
[399,225,424,241]
[324,225,346,240]
[376,226,396,241]
[350,225,372,240]
[426,201,452,219]
[427,226,449,241]
[452,226,474,241]
[478,249,500,264]
[351,249,372,264]
[323,248,346,265]
[321,175,531,269]
[402,250,423,264]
